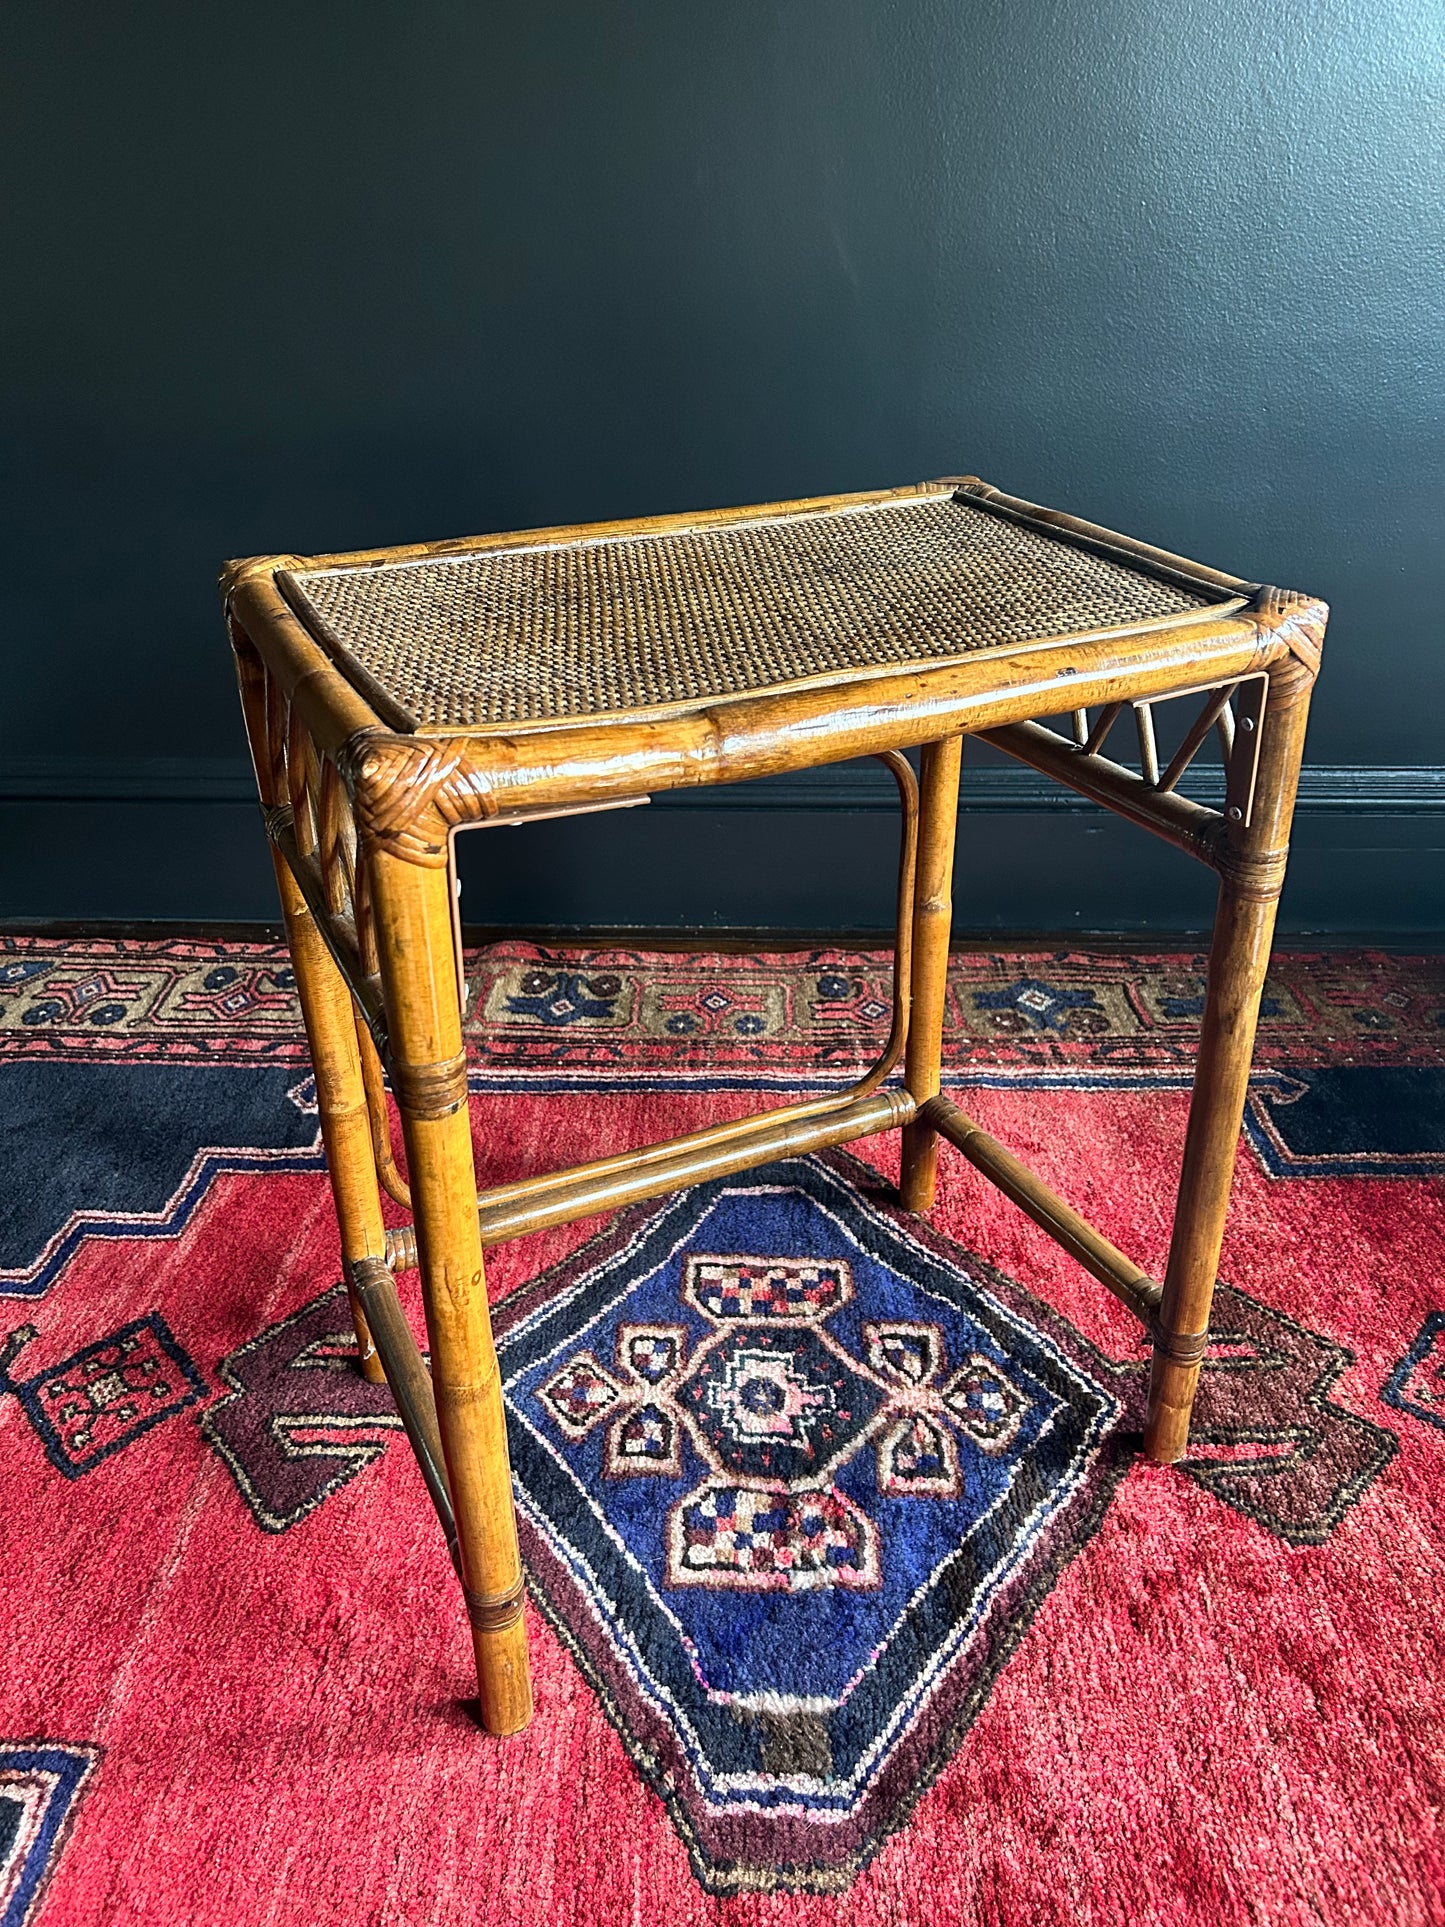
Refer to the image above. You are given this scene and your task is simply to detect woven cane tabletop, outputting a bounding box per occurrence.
[279,488,1231,733]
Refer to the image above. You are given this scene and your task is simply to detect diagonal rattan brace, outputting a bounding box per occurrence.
[348,1257,458,1565]
[921,1092,1162,1324]
[977,721,1223,865]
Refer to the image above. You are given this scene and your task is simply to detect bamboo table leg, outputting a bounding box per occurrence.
[1144,656,1314,1462]
[366,842,533,1735]
[231,625,387,1383]
[900,734,964,1214]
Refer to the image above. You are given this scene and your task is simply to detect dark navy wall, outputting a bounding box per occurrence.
[2,1,1442,931]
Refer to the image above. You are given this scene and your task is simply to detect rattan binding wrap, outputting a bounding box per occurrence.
[281,493,1221,731]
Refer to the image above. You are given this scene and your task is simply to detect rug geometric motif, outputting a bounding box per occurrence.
[200,1285,402,1532]
[1381,1310,1445,1435]
[498,1151,1127,1893]
[0,941,306,1063]
[0,1742,101,1927]
[0,1315,206,1478]
[1173,1288,1398,1544]
[8,937,1444,1083]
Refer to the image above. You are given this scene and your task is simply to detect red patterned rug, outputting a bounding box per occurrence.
[3,938,1443,1924]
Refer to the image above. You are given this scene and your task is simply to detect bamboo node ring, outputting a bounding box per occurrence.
[463,1578,526,1635]
[390,1050,469,1120]
[1149,1325,1211,1367]
[1212,843,1289,901]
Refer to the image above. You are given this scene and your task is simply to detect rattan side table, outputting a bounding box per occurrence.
[222,476,1324,1735]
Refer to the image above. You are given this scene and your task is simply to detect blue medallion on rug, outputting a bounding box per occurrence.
[495,1151,1128,1893]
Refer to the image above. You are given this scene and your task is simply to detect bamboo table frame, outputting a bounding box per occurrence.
[222,477,1324,1736]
